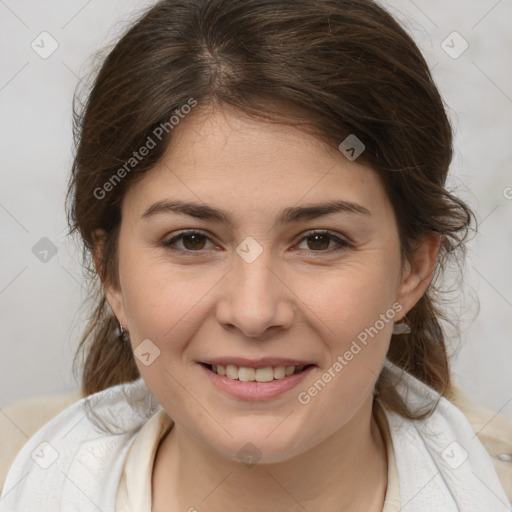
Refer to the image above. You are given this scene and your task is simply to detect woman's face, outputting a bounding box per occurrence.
[104,104,437,463]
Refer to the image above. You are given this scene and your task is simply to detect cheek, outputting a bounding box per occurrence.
[289,255,399,411]
[292,271,395,439]
[295,257,399,346]
[122,271,200,341]
[118,249,226,356]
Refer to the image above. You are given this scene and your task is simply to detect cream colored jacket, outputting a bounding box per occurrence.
[1,379,511,502]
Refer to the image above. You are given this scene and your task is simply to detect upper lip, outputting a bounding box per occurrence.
[200,357,315,369]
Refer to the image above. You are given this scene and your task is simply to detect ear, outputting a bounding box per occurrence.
[92,228,128,327]
[395,232,441,320]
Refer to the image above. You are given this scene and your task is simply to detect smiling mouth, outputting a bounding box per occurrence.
[200,363,314,382]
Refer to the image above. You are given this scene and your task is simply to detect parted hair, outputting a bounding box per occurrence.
[67,0,475,420]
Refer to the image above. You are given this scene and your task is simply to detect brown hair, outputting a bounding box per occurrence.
[67,0,475,420]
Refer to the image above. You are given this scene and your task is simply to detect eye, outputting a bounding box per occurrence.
[162,229,351,255]
[296,230,352,253]
[162,230,216,253]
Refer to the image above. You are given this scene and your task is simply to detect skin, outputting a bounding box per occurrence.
[96,104,440,511]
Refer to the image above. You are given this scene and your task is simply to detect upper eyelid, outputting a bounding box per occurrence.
[165,229,216,244]
[164,229,350,249]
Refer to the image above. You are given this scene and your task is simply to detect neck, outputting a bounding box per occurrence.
[152,396,388,512]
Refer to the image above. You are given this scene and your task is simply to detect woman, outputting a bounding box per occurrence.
[1,0,510,510]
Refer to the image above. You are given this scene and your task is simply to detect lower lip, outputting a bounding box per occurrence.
[199,364,315,401]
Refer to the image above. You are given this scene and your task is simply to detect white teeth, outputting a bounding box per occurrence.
[273,366,286,379]
[255,367,274,382]
[285,365,295,376]
[211,364,308,381]
[238,367,255,382]
[226,364,238,379]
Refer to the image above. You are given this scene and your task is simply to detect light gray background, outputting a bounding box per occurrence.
[0,0,511,420]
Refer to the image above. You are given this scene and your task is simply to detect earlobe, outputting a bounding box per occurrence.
[396,232,441,319]
[104,287,127,328]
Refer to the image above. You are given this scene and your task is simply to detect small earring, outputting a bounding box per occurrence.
[115,321,130,342]
[392,318,411,335]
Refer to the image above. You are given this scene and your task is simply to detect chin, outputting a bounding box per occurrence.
[204,419,316,466]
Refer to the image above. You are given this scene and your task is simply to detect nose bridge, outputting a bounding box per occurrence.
[233,233,275,286]
[235,248,274,301]
[217,239,294,337]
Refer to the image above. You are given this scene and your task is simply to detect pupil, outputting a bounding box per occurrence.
[184,234,205,250]
[308,234,329,250]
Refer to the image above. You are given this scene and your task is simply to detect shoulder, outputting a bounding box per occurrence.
[0,390,82,493]
[0,377,159,512]
[446,382,512,503]
[380,359,512,509]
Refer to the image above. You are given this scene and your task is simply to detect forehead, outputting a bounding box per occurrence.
[121,106,392,224]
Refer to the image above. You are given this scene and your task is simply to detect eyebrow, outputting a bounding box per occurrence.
[141,199,371,228]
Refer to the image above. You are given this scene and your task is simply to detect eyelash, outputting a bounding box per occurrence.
[162,229,352,256]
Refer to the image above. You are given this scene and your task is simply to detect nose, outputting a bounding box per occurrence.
[215,249,295,339]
